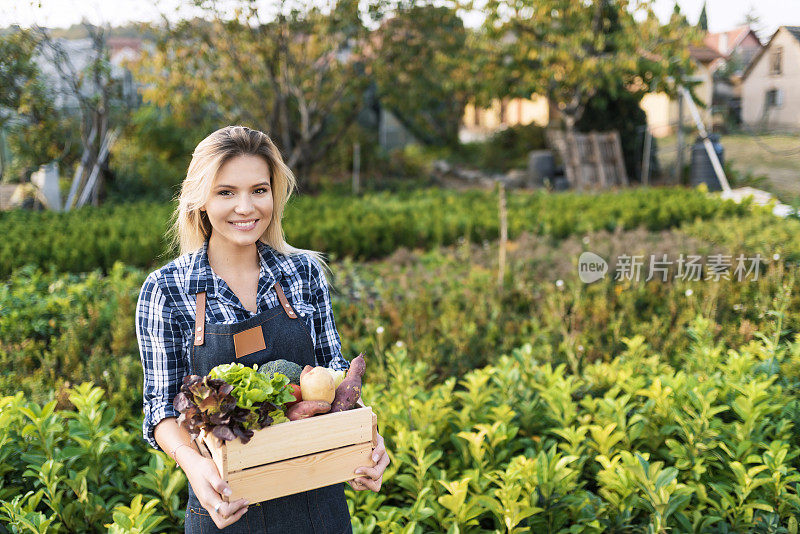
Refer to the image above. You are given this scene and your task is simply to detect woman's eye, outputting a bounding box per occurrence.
[218,190,232,196]
[254,187,270,194]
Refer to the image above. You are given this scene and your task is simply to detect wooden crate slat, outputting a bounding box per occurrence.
[226,442,375,502]
[221,407,374,473]
[195,404,379,504]
[197,429,227,481]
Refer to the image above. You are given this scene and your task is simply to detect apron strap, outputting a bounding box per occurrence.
[274,282,298,319]
[194,291,206,346]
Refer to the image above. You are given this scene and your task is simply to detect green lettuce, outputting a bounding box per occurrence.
[208,363,295,430]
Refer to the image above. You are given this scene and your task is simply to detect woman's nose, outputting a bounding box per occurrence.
[235,194,253,213]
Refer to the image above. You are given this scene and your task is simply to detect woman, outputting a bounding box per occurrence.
[136,126,390,532]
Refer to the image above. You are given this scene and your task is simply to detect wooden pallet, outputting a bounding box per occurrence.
[196,402,378,503]
[547,130,629,190]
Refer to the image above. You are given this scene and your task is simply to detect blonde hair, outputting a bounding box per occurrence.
[170,125,329,274]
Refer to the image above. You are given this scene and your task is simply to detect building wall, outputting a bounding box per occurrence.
[641,62,714,137]
[462,95,549,138]
[379,108,418,151]
[464,62,715,140]
[741,28,800,128]
[641,93,672,137]
[739,33,762,50]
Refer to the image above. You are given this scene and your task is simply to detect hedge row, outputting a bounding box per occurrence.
[3,222,798,423]
[0,188,751,275]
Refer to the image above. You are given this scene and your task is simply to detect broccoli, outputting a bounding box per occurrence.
[257,359,303,384]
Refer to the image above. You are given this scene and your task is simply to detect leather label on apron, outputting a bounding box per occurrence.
[233,325,266,359]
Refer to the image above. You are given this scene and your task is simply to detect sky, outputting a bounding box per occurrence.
[1,0,798,42]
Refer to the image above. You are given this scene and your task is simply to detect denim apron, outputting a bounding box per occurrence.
[184,281,352,534]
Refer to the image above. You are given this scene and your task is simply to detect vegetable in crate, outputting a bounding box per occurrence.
[173,375,255,443]
[286,400,332,420]
[174,363,296,444]
[258,358,303,384]
[287,384,302,406]
[327,368,346,388]
[300,366,336,403]
[330,353,366,413]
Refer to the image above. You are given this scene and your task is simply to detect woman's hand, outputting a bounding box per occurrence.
[178,448,249,528]
[348,432,390,492]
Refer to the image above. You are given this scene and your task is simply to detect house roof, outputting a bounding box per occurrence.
[107,37,142,52]
[787,26,800,44]
[689,43,723,64]
[742,26,800,80]
[704,25,761,57]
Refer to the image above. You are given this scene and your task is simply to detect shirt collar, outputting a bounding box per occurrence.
[184,239,284,296]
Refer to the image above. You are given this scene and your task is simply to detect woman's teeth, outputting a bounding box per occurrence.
[231,220,257,229]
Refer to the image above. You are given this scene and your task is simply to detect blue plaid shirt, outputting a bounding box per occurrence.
[136,240,349,450]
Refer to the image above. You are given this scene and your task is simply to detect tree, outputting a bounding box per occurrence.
[0,28,76,182]
[698,1,708,32]
[136,0,373,183]
[740,5,765,40]
[478,0,699,135]
[33,22,130,206]
[0,29,39,130]
[372,3,472,147]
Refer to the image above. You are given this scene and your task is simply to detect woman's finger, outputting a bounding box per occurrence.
[370,435,386,463]
[208,474,233,499]
[208,498,248,520]
[356,450,390,480]
[355,465,380,481]
[347,479,365,491]
[212,501,249,528]
[353,475,381,492]
[377,449,390,470]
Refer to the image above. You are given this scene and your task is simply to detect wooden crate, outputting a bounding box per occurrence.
[194,403,378,503]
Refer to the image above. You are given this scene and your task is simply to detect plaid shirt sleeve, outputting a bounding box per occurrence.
[308,256,350,372]
[136,272,187,450]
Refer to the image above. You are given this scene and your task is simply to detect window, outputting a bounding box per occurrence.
[770,47,783,75]
[766,89,784,108]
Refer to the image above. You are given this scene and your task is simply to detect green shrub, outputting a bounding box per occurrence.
[454,123,548,172]
[4,220,799,420]
[0,188,751,276]
[3,326,799,532]
[108,104,210,202]
[0,384,184,533]
[0,202,173,276]
[0,263,144,423]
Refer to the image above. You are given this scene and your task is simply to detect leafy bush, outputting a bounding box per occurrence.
[453,123,548,172]
[0,202,173,276]
[0,263,144,422]
[0,384,185,533]
[0,188,750,275]
[3,324,800,532]
[4,221,799,421]
[355,333,800,532]
[109,104,205,202]
[2,188,800,531]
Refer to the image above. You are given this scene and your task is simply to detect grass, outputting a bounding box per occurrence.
[657,132,800,202]
[720,133,800,199]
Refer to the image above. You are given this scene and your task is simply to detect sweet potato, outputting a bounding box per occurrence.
[330,353,366,413]
[286,400,331,420]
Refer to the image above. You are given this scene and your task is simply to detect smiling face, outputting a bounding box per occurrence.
[202,154,273,250]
